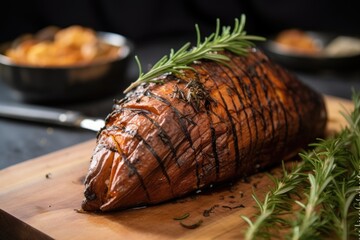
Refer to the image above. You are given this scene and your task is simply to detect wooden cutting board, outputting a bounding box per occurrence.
[0,95,354,240]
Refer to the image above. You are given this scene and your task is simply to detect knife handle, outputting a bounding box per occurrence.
[0,102,83,127]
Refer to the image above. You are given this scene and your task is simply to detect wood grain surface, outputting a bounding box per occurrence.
[0,95,354,240]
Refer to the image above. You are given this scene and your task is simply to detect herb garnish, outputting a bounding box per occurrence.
[124,14,265,93]
[242,92,360,239]
[173,212,203,229]
[203,204,220,217]
[179,219,203,229]
[173,212,190,221]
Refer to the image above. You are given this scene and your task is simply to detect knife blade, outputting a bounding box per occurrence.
[0,102,105,132]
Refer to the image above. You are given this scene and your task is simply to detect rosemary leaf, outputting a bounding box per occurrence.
[173,212,190,221]
[242,91,360,240]
[179,219,203,229]
[124,14,265,93]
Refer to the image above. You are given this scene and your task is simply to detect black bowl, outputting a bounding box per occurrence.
[261,31,360,71]
[0,31,133,103]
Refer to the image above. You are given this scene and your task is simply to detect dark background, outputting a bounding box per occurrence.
[1,0,360,44]
[1,0,360,169]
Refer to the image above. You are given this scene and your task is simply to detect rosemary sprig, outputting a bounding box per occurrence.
[173,212,190,221]
[290,141,343,240]
[242,91,360,240]
[123,14,265,93]
[242,162,306,240]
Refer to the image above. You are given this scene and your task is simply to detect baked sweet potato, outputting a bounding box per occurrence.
[82,49,326,211]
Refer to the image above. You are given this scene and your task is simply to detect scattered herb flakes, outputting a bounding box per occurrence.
[203,204,220,217]
[179,219,203,229]
[222,204,245,210]
[173,212,190,221]
[232,204,245,209]
[222,205,232,210]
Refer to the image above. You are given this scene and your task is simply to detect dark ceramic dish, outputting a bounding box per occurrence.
[261,31,360,71]
[0,32,133,103]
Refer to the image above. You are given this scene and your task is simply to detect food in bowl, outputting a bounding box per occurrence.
[4,25,121,67]
[0,28,132,103]
[273,29,360,58]
[323,36,360,57]
[273,29,322,55]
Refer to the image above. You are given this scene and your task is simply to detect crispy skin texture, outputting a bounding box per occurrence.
[82,49,327,211]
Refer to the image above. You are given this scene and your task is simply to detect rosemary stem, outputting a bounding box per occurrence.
[243,92,360,240]
[123,15,265,93]
[244,209,273,240]
[242,162,305,239]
